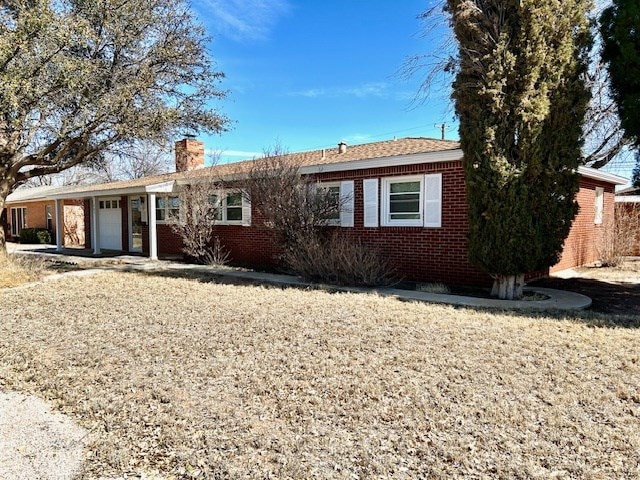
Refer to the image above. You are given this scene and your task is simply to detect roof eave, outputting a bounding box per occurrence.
[299,148,464,175]
[49,185,149,199]
[616,195,640,203]
[577,166,628,185]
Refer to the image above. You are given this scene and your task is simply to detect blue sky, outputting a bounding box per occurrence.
[191,0,454,164]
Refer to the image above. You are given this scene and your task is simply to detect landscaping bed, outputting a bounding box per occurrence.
[0,271,638,478]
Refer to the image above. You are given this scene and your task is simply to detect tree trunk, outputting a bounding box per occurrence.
[491,274,525,300]
[0,183,11,255]
[0,213,5,254]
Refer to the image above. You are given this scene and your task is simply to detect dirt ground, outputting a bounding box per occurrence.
[531,259,640,316]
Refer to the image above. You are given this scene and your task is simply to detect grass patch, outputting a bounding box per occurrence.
[0,271,639,478]
[0,253,49,289]
[574,258,640,284]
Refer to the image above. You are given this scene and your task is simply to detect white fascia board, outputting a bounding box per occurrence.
[6,196,52,204]
[145,180,176,193]
[578,166,628,185]
[49,185,148,200]
[615,195,640,203]
[299,149,464,175]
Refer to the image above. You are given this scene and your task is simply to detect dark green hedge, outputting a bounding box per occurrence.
[19,228,52,244]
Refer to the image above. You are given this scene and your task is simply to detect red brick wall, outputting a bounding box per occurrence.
[5,200,54,241]
[5,199,91,246]
[121,195,129,252]
[149,160,491,286]
[83,199,91,248]
[312,161,489,286]
[551,178,615,272]
[87,163,617,285]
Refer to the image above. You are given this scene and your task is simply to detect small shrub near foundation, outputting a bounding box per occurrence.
[416,282,451,294]
[282,233,396,287]
[19,228,51,244]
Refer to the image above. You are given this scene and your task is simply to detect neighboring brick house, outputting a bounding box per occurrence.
[5,137,627,285]
[4,186,88,247]
[615,186,640,256]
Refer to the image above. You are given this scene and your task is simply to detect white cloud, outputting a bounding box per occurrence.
[288,82,391,99]
[220,149,262,157]
[343,82,389,98]
[343,134,374,144]
[207,149,262,163]
[199,0,290,41]
[293,88,327,98]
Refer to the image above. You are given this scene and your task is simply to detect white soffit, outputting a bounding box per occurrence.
[145,181,176,193]
[616,195,640,203]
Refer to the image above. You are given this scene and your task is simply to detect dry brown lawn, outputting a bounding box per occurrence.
[571,258,640,284]
[0,253,50,288]
[0,271,639,479]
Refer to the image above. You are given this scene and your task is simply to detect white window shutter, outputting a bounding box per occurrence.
[424,173,442,228]
[363,178,379,228]
[340,180,354,227]
[594,187,604,225]
[241,193,252,226]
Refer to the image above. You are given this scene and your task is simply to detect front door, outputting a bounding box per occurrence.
[129,196,144,252]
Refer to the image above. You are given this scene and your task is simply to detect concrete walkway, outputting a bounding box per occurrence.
[8,243,592,311]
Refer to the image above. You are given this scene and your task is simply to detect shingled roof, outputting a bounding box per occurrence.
[8,137,461,201]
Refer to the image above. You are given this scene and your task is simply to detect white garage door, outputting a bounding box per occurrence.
[98,198,122,250]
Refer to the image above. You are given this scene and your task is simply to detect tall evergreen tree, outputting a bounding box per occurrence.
[600,0,640,177]
[600,0,640,145]
[446,0,592,299]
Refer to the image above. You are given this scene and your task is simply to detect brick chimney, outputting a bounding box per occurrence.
[338,141,347,154]
[175,138,205,172]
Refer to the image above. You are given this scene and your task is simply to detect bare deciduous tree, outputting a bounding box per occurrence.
[0,0,229,251]
[243,147,343,247]
[167,176,230,265]
[243,147,393,286]
[87,142,174,183]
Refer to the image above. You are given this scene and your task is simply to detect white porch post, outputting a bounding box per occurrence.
[148,193,158,260]
[55,199,64,252]
[91,197,101,255]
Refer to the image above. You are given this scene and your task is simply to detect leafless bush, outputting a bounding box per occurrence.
[242,147,392,286]
[201,236,230,266]
[243,146,345,246]
[282,232,396,287]
[598,203,640,266]
[168,177,229,265]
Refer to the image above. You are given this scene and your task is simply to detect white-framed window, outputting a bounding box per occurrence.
[206,190,251,225]
[594,187,604,225]
[318,182,341,225]
[380,174,442,227]
[155,195,180,223]
[316,180,354,227]
[99,199,121,209]
[10,206,27,237]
